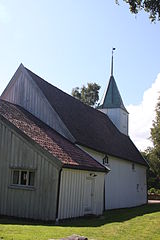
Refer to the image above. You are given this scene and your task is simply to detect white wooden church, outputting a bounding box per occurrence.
[0,60,147,220]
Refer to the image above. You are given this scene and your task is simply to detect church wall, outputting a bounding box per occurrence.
[1,65,74,142]
[0,118,61,220]
[78,145,147,210]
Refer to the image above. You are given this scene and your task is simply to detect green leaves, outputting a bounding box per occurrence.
[143,96,160,189]
[117,0,160,22]
[72,83,101,107]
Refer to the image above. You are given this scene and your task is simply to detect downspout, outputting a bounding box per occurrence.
[56,168,62,222]
[103,167,111,212]
[103,175,105,212]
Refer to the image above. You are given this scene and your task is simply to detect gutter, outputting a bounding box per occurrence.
[62,163,109,173]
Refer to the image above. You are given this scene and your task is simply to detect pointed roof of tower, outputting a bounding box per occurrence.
[98,48,127,112]
[99,75,127,111]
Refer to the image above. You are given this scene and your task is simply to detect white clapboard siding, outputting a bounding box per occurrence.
[1,65,74,142]
[58,168,105,220]
[78,145,147,210]
[0,118,60,220]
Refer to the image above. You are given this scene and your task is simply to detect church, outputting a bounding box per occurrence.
[0,59,147,220]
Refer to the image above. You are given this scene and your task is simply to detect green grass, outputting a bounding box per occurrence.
[0,204,160,240]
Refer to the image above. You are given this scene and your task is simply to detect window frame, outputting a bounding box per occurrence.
[132,163,135,171]
[10,168,35,189]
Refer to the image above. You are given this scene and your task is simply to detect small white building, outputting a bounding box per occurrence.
[0,62,148,220]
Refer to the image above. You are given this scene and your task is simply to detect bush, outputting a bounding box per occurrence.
[148,188,156,194]
[157,189,160,194]
[148,188,160,194]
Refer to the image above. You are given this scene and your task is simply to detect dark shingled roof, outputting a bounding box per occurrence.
[26,68,147,166]
[0,100,106,172]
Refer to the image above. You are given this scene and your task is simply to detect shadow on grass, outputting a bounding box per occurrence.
[0,203,160,227]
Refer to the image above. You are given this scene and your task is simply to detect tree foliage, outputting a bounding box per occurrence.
[143,97,160,189]
[150,97,160,178]
[116,0,160,22]
[142,148,160,189]
[71,83,101,107]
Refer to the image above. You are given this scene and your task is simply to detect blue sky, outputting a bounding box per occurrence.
[0,0,160,104]
[0,0,160,149]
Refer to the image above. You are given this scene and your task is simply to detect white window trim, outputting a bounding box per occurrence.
[10,168,35,189]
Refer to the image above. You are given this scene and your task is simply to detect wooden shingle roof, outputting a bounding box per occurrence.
[25,68,147,166]
[0,100,107,172]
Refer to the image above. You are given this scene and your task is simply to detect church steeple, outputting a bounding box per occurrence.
[98,49,129,135]
[101,75,127,111]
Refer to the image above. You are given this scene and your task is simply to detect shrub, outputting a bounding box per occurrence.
[148,188,160,194]
[157,189,160,194]
[148,188,156,194]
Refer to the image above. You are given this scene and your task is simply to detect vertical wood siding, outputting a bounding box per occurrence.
[1,67,74,142]
[0,119,60,220]
[78,145,147,210]
[58,169,105,220]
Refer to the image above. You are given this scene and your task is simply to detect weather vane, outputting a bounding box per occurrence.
[112,47,116,55]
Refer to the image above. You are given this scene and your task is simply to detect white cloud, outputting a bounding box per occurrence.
[127,73,160,151]
[0,3,10,23]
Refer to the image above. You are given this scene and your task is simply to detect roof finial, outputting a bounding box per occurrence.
[111,47,116,76]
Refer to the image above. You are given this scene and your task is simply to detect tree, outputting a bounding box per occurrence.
[150,96,160,179]
[141,148,160,190]
[71,83,101,107]
[116,0,160,22]
[143,96,160,190]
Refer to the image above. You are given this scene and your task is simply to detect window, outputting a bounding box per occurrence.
[132,163,135,171]
[11,169,35,187]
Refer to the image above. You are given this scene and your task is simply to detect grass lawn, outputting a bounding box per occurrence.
[0,204,160,240]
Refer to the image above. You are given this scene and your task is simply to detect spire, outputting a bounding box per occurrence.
[102,76,127,111]
[98,47,127,112]
[111,48,116,76]
[98,49,129,135]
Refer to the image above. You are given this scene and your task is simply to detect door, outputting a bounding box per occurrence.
[84,177,95,214]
